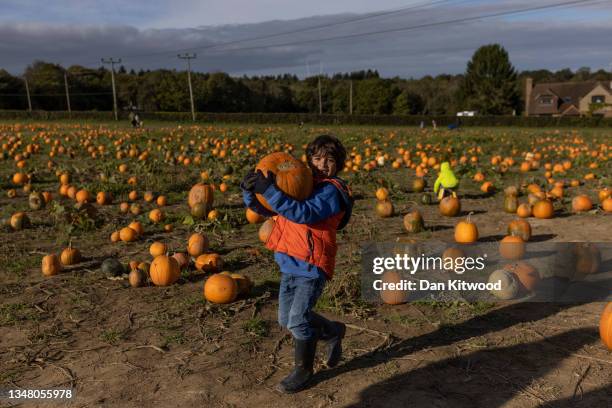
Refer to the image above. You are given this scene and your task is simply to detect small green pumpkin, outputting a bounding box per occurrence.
[101,258,125,277]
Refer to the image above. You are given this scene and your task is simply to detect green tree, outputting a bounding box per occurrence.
[0,69,25,109]
[460,44,519,115]
[393,89,424,115]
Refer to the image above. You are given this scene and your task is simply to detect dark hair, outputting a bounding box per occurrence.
[306,134,346,175]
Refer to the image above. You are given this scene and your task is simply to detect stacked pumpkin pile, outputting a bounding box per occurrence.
[375,187,393,218]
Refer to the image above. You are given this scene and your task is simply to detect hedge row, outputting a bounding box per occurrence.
[1,110,612,127]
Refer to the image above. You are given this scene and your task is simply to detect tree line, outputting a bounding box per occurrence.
[1,44,610,115]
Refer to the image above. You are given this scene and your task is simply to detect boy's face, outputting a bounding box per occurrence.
[311,151,337,178]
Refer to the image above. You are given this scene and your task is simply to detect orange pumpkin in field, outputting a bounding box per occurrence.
[600,302,612,350]
[516,203,532,218]
[149,255,180,286]
[188,183,214,210]
[439,196,461,217]
[571,195,592,212]
[246,208,265,224]
[380,271,408,305]
[507,219,532,242]
[195,253,223,272]
[255,152,313,212]
[499,235,525,260]
[532,200,554,219]
[603,198,612,213]
[204,273,238,304]
[504,262,540,291]
[187,233,208,257]
[119,227,138,242]
[454,214,478,243]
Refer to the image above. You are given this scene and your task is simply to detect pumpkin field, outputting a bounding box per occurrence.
[1,121,611,407]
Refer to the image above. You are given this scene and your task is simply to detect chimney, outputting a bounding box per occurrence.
[525,78,533,117]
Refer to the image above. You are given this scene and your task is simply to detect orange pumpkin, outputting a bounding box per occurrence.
[204,273,238,304]
[60,245,81,266]
[156,195,168,207]
[149,208,164,223]
[195,253,224,272]
[574,243,601,276]
[231,273,252,296]
[75,189,91,204]
[439,196,461,217]
[571,195,592,212]
[504,262,540,291]
[507,219,532,242]
[187,233,208,257]
[255,152,313,212]
[149,255,180,286]
[599,302,612,350]
[380,271,408,305]
[516,203,532,218]
[42,254,62,276]
[149,241,167,257]
[499,235,525,260]
[258,218,275,243]
[119,227,138,242]
[188,183,214,210]
[96,191,112,205]
[375,187,389,201]
[375,200,394,218]
[119,202,129,213]
[454,214,478,243]
[603,198,612,213]
[127,221,144,237]
[533,200,554,219]
[172,252,190,270]
[246,208,265,224]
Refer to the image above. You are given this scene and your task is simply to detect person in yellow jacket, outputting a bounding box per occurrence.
[434,161,459,200]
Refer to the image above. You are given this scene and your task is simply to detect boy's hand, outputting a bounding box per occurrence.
[252,170,276,194]
[240,169,258,191]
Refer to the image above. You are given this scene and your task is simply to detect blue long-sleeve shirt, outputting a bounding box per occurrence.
[242,182,344,279]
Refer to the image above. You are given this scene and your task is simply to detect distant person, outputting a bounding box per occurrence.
[129,109,141,128]
[434,161,459,201]
[432,120,437,130]
[420,121,425,129]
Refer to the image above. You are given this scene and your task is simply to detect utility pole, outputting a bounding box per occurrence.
[318,61,323,115]
[101,57,121,121]
[178,53,197,121]
[24,77,32,113]
[349,80,353,115]
[64,72,71,118]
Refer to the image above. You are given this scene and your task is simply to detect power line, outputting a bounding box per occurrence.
[114,0,464,61]
[195,0,601,55]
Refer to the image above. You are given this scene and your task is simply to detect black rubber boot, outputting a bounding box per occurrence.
[311,313,346,368]
[276,337,318,394]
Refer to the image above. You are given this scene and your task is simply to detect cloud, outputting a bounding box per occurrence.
[1,1,611,77]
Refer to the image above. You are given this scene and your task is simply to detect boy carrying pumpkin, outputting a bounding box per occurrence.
[241,135,353,393]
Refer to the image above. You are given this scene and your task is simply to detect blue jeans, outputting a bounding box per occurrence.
[278,273,326,340]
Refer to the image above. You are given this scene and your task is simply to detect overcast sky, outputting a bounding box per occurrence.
[1,0,611,78]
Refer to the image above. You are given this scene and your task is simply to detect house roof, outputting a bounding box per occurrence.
[559,103,580,116]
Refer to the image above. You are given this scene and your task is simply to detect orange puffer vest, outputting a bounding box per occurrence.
[265,177,352,279]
